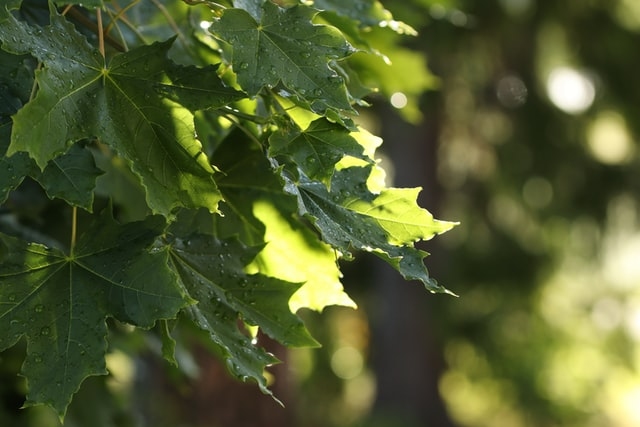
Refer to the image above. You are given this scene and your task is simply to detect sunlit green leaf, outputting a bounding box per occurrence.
[290,166,457,293]
[250,201,356,312]
[213,131,355,311]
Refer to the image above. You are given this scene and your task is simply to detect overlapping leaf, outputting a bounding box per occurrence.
[157,63,245,111]
[210,1,355,115]
[288,166,457,293]
[213,131,355,311]
[0,211,188,417]
[313,0,416,34]
[0,50,34,203]
[0,4,233,216]
[30,144,103,210]
[164,232,318,395]
[269,118,372,186]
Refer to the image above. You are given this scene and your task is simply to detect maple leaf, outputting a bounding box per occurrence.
[210,1,355,115]
[269,118,373,187]
[29,144,104,211]
[0,49,34,203]
[287,166,458,294]
[313,0,416,34]
[213,130,356,311]
[164,232,318,395]
[0,4,240,216]
[0,211,188,417]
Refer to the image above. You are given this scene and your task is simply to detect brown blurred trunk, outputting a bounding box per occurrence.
[369,103,455,427]
[138,335,294,427]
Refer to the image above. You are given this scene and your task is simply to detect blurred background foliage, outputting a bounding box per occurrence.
[295,0,640,426]
[3,0,640,426]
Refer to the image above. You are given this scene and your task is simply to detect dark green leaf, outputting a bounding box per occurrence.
[157,63,245,111]
[290,166,457,293]
[269,118,372,186]
[210,1,355,115]
[0,50,35,203]
[165,233,318,395]
[30,144,103,211]
[0,211,188,417]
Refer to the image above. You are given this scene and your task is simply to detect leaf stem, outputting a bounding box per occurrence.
[97,8,106,58]
[221,106,268,124]
[70,206,78,255]
[150,0,192,53]
[104,0,140,37]
[181,0,227,10]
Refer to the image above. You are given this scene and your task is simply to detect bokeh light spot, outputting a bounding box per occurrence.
[546,67,595,114]
[390,92,408,109]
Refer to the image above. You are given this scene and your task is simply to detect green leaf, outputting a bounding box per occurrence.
[213,131,355,311]
[0,7,227,216]
[165,233,318,395]
[30,144,103,211]
[158,320,178,366]
[0,123,31,204]
[210,1,355,115]
[0,50,34,203]
[269,118,372,186]
[0,211,188,417]
[290,166,457,293]
[313,0,416,34]
[250,201,356,312]
[212,130,281,243]
[157,63,245,111]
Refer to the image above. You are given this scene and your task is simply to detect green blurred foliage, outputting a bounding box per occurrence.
[291,1,640,426]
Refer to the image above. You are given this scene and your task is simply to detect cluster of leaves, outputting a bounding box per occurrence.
[0,0,455,420]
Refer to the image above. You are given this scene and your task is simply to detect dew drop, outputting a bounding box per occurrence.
[314,88,323,96]
[238,62,249,70]
[34,304,44,313]
[8,294,16,302]
[301,51,311,58]
[40,326,51,336]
